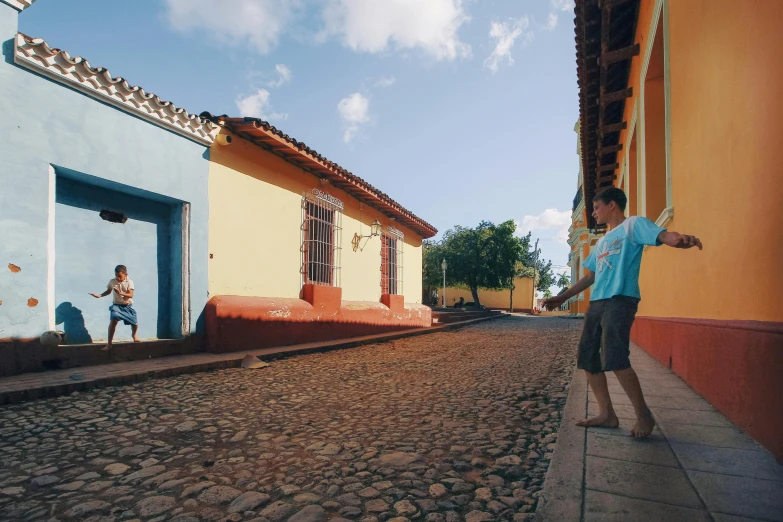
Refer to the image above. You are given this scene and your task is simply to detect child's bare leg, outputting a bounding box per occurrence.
[131,325,139,342]
[101,320,119,351]
[576,371,619,427]
[614,367,655,438]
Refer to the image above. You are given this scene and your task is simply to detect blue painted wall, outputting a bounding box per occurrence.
[0,3,209,340]
[55,176,174,342]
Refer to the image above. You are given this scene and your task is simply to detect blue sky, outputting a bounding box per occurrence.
[19,0,579,285]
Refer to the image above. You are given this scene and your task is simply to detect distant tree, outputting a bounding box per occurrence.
[440,220,522,306]
[557,272,571,289]
[543,288,553,299]
[422,240,445,305]
[535,259,555,293]
[423,223,557,309]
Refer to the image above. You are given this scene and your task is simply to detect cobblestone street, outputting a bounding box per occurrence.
[0,317,580,522]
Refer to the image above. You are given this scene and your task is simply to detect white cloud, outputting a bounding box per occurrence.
[337,93,370,143]
[551,0,575,11]
[483,17,532,74]
[545,12,558,31]
[322,0,471,61]
[163,0,294,54]
[267,64,293,88]
[375,75,397,88]
[516,208,572,245]
[236,89,288,121]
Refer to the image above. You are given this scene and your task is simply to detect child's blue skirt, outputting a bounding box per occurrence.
[109,304,137,326]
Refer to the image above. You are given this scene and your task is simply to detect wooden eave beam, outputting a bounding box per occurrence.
[598,87,633,106]
[600,43,640,66]
[599,0,636,7]
[597,163,619,172]
[598,143,624,154]
[601,121,627,135]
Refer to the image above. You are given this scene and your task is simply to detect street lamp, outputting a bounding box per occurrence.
[441,259,447,308]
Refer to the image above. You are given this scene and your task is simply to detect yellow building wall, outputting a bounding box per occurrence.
[208,130,424,304]
[444,277,534,310]
[614,0,783,322]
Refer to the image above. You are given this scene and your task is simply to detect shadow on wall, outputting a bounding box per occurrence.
[55,302,93,344]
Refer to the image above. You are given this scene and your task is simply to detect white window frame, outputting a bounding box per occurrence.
[638,0,674,228]
[300,188,343,288]
[381,225,404,296]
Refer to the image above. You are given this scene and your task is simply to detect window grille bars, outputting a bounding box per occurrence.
[381,226,404,295]
[301,189,343,287]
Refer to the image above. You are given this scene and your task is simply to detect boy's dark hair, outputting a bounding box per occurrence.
[114,265,127,274]
[593,187,627,211]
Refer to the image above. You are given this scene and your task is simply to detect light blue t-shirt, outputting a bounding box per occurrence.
[583,216,666,301]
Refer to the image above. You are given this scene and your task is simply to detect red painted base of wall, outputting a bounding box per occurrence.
[631,317,783,462]
[0,336,203,378]
[205,286,431,354]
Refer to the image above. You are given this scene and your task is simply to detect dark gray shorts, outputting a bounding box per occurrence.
[577,295,639,374]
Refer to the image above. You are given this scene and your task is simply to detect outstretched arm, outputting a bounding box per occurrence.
[89,289,112,299]
[658,231,702,250]
[542,270,595,310]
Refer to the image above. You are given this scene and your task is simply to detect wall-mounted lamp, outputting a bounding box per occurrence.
[99,209,127,224]
[351,219,382,252]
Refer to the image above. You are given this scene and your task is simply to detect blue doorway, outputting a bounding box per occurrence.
[54,174,184,343]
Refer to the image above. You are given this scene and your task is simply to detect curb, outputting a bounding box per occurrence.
[536,367,588,522]
[0,314,507,406]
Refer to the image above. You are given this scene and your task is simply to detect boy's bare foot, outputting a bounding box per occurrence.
[100,344,111,352]
[133,337,140,343]
[575,412,619,428]
[630,410,656,438]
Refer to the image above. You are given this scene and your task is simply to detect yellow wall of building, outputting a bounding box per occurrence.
[208,130,424,304]
[611,0,783,322]
[444,277,534,310]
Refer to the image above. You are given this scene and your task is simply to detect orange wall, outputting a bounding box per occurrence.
[616,0,783,322]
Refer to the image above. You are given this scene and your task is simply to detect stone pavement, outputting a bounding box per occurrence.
[0,315,501,406]
[537,341,783,522]
[0,317,581,522]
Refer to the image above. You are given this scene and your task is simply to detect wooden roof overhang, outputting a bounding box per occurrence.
[205,115,438,239]
[575,0,641,230]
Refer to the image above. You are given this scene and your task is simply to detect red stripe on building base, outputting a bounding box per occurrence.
[631,316,783,462]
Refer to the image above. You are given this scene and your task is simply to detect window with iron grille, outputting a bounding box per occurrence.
[301,189,342,287]
[381,226,404,295]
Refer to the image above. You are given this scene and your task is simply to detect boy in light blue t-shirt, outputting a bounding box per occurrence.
[543,188,702,438]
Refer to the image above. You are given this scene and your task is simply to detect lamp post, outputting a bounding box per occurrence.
[532,238,539,312]
[441,259,447,308]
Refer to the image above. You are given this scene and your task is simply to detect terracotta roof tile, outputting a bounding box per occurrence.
[203,113,437,239]
[14,33,218,145]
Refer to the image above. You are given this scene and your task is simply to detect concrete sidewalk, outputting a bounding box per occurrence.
[538,342,783,522]
[0,314,504,406]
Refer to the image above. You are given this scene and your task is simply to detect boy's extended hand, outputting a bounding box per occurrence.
[660,231,703,250]
[542,296,565,311]
[89,293,102,298]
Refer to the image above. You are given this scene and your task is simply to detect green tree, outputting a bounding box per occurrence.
[440,220,522,306]
[535,259,555,293]
[557,272,571,289]
[422,240,445,306]
[516,232,555,292]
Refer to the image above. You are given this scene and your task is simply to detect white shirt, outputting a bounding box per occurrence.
[107,277,134,305]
